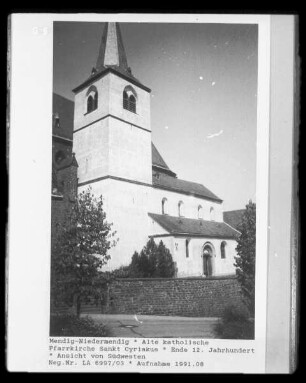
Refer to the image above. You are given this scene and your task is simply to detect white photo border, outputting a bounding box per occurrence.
[8,13,271,373]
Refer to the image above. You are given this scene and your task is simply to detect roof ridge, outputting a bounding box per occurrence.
[223,221,241,234]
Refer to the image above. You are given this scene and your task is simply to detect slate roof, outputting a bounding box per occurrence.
[151,142,221,201]
[152,142,171,170]
[148,213,239,239]
[152,171,222,202]
[223,209,245,231]
[96,22,129,74]
[52,93,74,140]
[151,143,177,177]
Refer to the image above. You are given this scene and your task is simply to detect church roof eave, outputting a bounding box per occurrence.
[72,67,151,94]
[152,170,223,203]
[152,164,177,178]
[152,184,223,203]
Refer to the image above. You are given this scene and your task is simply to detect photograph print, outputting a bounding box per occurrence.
[50,20,258,339]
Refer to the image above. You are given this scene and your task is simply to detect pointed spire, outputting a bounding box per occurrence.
[72,22,151,94]
[95,22,130,74]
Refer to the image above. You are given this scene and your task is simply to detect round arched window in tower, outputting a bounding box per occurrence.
[86,85,98,114]
[122,85,137,113]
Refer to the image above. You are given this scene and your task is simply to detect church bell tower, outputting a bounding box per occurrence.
[72,22,152,270]
[73,22,152,186]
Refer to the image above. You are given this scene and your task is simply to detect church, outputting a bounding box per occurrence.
[52,22,242,278]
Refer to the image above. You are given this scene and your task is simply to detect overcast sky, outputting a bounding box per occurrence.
[53,21,258,211]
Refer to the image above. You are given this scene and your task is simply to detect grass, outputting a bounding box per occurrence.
[214,305,254,340]
[50,314,110,337]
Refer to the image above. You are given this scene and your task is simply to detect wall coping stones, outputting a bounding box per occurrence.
[114,274,237,282]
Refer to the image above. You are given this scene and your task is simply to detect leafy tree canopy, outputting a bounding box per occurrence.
[51,187,117,316]
[234,200,256,317]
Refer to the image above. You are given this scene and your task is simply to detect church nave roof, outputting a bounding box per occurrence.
[148,213,239,239]
[152,171,222,203]
[151,143,222,202]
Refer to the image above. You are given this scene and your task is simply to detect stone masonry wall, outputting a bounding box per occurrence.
[98,275,245,317]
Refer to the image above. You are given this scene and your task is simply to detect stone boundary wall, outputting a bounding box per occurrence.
[98,275,245,317]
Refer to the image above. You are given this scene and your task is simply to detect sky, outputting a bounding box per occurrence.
[53,21,258,211]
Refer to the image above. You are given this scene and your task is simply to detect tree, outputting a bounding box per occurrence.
[143,238,159,277]
[129,251,141,277]
[234,201,256,317]
[155,241,176,277]
[51,187,117,317]
[122,238,175,278]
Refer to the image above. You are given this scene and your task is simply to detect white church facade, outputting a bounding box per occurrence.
[71,22,240,277]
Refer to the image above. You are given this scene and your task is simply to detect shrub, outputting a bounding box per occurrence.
[222,304,250,322]
[214,305,254,340]
[110,265,131,278]
[112,239,175,278]
[50,314,110,337]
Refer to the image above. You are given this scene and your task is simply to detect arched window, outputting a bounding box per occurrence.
[123,90,129,109]
[221,241,227,259]
[185,239,190,258]
[198,205,203,219]
[129,95,136,113]
[210,207,215,221]
[178,201,184,217]
[94,92,98,110]
[203,243,214,277]
[87,95,94,113]
[86,86,98,114]
[162,198,168,215]
[123,86,137,113]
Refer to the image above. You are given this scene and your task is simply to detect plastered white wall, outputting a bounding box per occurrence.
[150,187,223,221]
[151,233,237,277]
[108,117,152,184]
[79,179,152,271]
[73,119,109,184]
[77,179,236,274]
